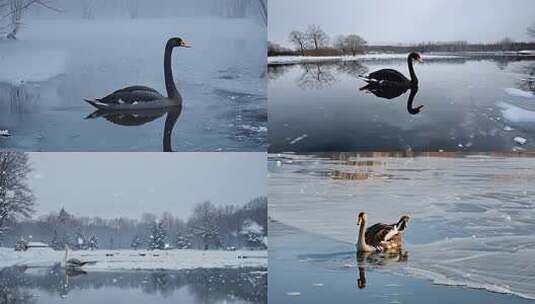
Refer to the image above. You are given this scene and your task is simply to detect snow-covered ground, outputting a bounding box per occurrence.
[0,248,267,271]
[268,54,461,65]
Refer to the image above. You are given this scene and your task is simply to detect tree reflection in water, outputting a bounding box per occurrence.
[0,265,266,304]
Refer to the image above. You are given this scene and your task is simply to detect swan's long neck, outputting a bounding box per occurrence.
[357,219,371,252]
[164,42,180,101]
[408,56,418,85]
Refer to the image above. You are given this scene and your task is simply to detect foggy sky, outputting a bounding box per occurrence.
[28,153,266,220]
[269,0,535,46]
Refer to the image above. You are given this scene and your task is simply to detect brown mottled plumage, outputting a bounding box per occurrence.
[356,212,409,253]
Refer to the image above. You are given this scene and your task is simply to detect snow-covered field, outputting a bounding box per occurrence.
[268,54,461,65]
[0,248,267,271]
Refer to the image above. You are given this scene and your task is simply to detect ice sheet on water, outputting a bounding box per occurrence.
[497,101,535,123]
[504,88,535,99]
[269,154,535,299]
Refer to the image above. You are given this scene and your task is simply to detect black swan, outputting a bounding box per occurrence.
[356,212,410,253]
[360,52,422,88]
[84,37,190,110]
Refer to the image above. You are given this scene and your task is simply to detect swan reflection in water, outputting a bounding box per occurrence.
[359,52,424,115]
[86,106,181,152]
[355,250,408,289]
[359,83,424,115]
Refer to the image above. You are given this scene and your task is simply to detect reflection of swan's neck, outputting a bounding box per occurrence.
[164,42,180,102]
[408,57,418,85]
[407,87,423,115]
[163,108,181,152]
[63,246,68,265]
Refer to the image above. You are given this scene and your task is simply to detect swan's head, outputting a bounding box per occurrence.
[409,52,423,63]
[398,215,410,230]
[169,37,191,48]
[357,212,367,225]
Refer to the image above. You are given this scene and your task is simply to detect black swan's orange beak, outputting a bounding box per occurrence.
[180,40,192,48]
[416,57,423,63]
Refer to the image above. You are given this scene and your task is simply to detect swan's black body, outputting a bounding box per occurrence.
[85,37,190,110]
[360,52,422,88]
[359,52,424,114]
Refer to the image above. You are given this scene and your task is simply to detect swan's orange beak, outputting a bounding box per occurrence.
[180,40,192,48]
[416,57,423,63]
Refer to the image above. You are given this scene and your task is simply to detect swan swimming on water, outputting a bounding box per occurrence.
[359,52,423,89]
[62,245,89,268]
[84,37,191,110]
[356,212,410,253]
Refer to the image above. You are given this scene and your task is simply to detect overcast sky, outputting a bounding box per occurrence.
[28,153,266,220]
[269,0,535,46]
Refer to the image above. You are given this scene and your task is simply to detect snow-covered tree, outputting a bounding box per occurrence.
[14,237,28,251]
[240,219,265,249]
[88,235,98,250]
[50,229,62,250]
[73,230,86,250]
[131,235,142,250]
[175,232,192,249]
[148,221,168,250]
[0,152,34,242]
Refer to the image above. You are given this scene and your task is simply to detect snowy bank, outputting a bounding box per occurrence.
[0,49,66,85]
[0,248,267,271]
[268,54,462,65]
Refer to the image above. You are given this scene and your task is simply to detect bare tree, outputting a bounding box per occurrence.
[125,0,139,19]
[528,22,535,38]
[289,30,308,55]
[0,152,34,241]
[0,0,60,39]
[306,24,329,50]
[81,0,94,19]
[256,0,266,26]
[335,34,367,56]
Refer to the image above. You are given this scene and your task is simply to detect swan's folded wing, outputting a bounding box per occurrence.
[365,223,399,246]
[99,86,164,104]
[368,69,407,82]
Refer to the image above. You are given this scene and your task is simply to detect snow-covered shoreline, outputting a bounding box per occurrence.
[268,54,462,66]
[268,51,535,66]
[0,248,267,271]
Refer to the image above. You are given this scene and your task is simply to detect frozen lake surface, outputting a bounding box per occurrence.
[269,153,535,300]
[0,18,266,151]
[268,57,535,152]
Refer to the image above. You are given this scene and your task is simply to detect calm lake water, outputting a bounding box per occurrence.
[0,266,266,304]
[0,18,266,151]
[268,57,535,152]
[269,153,535,300]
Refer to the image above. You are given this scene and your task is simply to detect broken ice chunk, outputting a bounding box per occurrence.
[514,136,527,145]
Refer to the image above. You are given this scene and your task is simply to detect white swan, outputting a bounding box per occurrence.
[62,245,89,268]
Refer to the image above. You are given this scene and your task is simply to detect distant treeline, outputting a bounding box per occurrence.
[269,41,535,57]
[270,23,535,57]
[3,197,267,251]
[368,41,535,54]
